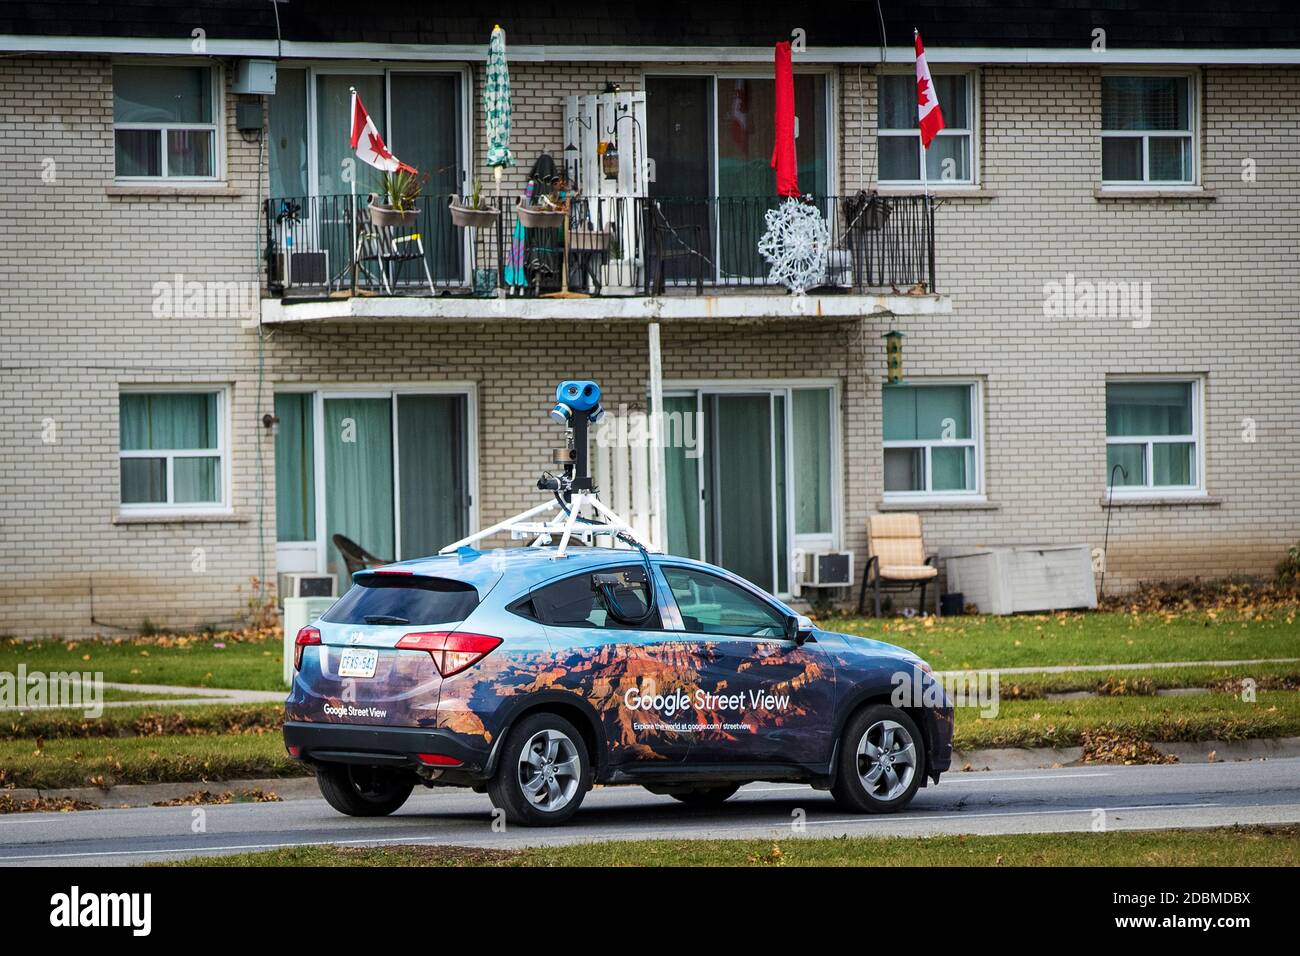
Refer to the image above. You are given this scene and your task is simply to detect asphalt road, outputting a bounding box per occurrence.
[4,758,1298,866]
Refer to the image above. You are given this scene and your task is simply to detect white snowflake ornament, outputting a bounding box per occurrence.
[757,197,830,295]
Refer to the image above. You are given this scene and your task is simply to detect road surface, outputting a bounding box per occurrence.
[3,758,1298,865]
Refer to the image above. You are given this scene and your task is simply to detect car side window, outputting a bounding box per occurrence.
[527,566,662,630]
[662,566,787,638]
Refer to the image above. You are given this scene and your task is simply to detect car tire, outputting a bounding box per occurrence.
[830,704,926,814]
[661,784,741,806]
[488,712,590,827]
[316,764,415,817]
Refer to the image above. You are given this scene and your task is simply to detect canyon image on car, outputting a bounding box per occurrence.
[284,547,954,826]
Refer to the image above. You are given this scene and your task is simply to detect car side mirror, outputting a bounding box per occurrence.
[785,614,810,645]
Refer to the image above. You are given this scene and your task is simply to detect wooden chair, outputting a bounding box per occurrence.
[857,513,941,618]
[331,533,393,580]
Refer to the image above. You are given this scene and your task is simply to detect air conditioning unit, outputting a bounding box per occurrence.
[279,572,337,603]
[798,551,855,588]
[271,251,330,290]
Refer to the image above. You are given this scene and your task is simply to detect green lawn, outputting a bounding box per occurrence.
[0,732,307,789]
[169,824,1299,867]
[821,608,1300,670]
[0,636,285,691]
[0,703,282,741]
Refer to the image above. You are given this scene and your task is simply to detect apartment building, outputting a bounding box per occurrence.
[1,1,1298,637]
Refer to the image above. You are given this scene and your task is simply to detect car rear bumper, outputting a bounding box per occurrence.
[283,721,493,780]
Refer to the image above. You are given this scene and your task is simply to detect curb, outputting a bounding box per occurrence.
[953,735,1300,771]
[7,774,318,809]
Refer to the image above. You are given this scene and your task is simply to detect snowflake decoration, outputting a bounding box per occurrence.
[756,197,830,295]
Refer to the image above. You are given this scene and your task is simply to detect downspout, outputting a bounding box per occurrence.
[647,321,665,551]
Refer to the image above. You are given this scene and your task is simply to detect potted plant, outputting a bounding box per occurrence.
[516,175,570,229]
[368,168,424,228]
[449,179,498,228]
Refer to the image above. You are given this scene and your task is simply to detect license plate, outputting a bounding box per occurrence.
[338,648,378,679]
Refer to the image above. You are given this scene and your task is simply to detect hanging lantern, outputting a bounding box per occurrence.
[598,140,619,180]
[883,330,905,384]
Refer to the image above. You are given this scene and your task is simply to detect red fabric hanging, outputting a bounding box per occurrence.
[770,41,800,198]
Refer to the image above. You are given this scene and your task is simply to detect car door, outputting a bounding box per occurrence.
[531,564,694,767]
[658,563,837,765]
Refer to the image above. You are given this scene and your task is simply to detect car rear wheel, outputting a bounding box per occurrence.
[316,764,415,817]
[659,784,741,806]
[830,704,925,814]
[488,713,589,827]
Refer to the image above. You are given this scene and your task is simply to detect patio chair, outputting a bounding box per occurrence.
[354,195,436,295]
[857,513,941,618]
[840,190,891,290]
[332,533,393,580]
[642,201,706,296]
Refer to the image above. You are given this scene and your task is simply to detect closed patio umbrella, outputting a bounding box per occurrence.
[485,24,514,289]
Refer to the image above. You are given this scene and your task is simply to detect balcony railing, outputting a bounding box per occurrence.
[264,193,935,299]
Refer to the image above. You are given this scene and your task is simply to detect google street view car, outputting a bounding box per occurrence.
[284,381,953,826]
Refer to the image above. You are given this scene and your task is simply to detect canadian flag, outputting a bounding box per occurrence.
[349,90,416,174]
[914,30,945,149]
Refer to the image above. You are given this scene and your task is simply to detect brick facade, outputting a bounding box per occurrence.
[2,54,1297,636]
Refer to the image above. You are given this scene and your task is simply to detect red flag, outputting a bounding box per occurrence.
[914,30,945,150]
[349,90,416,174]
[770,41,800,198]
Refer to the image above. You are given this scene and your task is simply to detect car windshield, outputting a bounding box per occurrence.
[322,575,479,626]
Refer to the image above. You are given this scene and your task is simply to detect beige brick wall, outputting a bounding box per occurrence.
[2,55,1297,637]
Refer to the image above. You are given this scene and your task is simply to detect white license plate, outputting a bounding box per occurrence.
[338,648,379,679]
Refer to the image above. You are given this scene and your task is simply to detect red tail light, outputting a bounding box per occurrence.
[293,625,321,671]
[416,753,463,767]
[396,631,502,677]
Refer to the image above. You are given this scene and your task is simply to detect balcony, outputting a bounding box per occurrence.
[261,193,948,325]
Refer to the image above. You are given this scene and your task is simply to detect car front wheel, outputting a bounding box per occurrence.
[488,713,590,827]
[830,704,925,813]
[316,764,415,817]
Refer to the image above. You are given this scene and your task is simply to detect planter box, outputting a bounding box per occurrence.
[943,544,1097,615]
[368,202,419,228]
[449,201,498,229]
[516,202,566,229]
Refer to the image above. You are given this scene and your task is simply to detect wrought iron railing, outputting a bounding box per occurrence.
[264,193,935,297]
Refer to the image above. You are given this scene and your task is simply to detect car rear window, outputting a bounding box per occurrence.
[322,575,480,626]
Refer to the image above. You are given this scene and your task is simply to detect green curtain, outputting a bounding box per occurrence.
[396,394,467,559]
[269,68,308,200]
[662,395,702,558]
[274,393,315,542]
[324,398,394,576]
[1106,382,1192,436]
[708,394,774,591]
[792,389,832,534]
[1154,442,1194,486]
[316,74,384,197]
[120,459,166,504]
[120,393,219,505]
[389,73,463,281]
[1107,444,1146,486]
[931,446,975,491]
[884,385,971,441]
[774,394,788,594]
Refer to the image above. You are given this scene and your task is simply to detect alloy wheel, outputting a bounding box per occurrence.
[855,719,917,801]
[517,728,581,812]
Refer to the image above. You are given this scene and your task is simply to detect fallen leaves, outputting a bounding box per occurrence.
[1081,731,1179,766]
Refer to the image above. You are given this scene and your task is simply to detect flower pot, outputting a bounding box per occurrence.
[516,201,566,229]
[569,228,611,253]
[368,202,419,228]
[449,200,499,229]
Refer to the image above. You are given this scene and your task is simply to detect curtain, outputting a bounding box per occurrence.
[708,394,774,591]
[1106,382,1192,436]
[274,393,315,542]
[315,74,384,197]
[931,446,975,491]
[883,385,970,441]
[792,388,832,534]
[120,393,217,450]
[396,394,467,559]
[390,73,463,281]
[113,65,211,124]
[774,393,788,594]
[324,398,394,575]
[269,68,309,199]
[662,395,702,558]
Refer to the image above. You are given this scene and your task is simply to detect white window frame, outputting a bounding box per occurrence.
[111,60,223,183]
[659,378,842,600]
[118,385,231,515]
[882,379,985,503]
[272,383,480,576]
[877,68,978,188]
[1104,375,1205,497]
[1100,70,1199,187]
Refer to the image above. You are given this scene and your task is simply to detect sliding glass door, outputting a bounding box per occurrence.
[274,389,474,581]
[663,385,836,597]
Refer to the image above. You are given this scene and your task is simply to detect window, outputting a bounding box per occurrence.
[526,568,661,630]
[878,71,975,185]
[662,566,787,638]
[113,64,218,179]
[323,575,479,626]
[1106,380,1201,492]
[883,383,981,497]
[119,391,226,509]
[1101,75,1195,184]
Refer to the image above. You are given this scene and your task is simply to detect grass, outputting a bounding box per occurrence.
[985,661,1299,697]
[0,732,307,789]
[168,824,1300,867]
[823,608,1300,671]
[0,703,282,741]
[0,635,284,691]
[951,688,1300,751]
